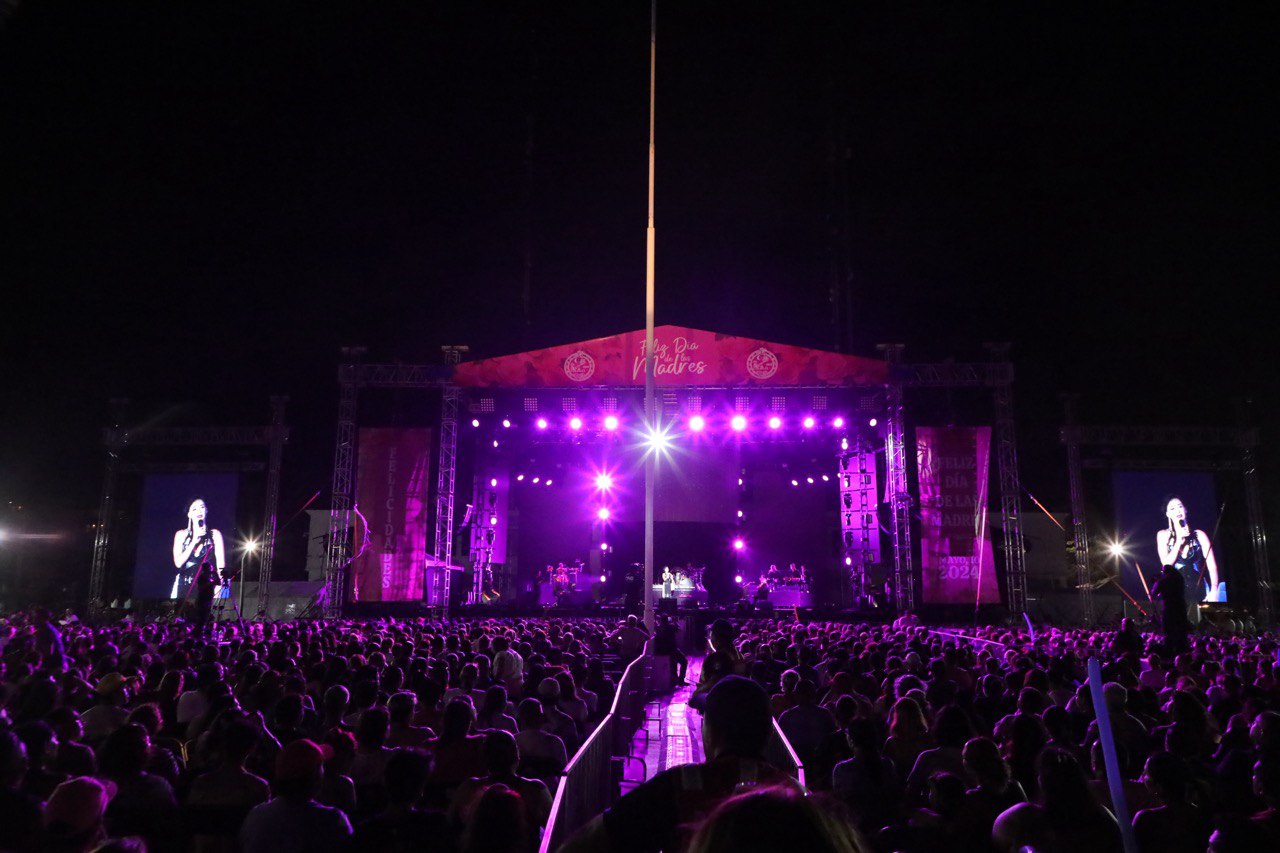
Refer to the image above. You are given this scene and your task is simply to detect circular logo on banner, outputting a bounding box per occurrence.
[563,350,596,382]
[746,347,779,380]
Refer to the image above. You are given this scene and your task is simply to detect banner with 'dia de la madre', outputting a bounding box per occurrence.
[917,426,1001,605]
[352,428,433,602]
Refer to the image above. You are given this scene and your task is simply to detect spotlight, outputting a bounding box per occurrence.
[645,423,672,452]
[569,417,583,431]
[731,415,747,432]
[768,416,782,430]
[822,474,830,482]
[802,416,816,429]
[502,418,511,428]
[734,575,743,584]
[488,515,498,526]
[516,474,525,481]
[599,574,607,582]
[544,479,553,486]
[604,415,620,431]
[733,538,745,551]
[738,478,744,486]
[600,544,608,554]
[845,556,853,566]
[688,414,706,432]
[471,419,480,428]
[595,473,613,490]
[492,440,499,448]
[737,509,744,518]
[1107,541,1127,558]
[596,507,610,521]
[840,438,849,451]
[833,416,845,428]
[791,479,799,487]
[806,477,814,484]
[869,418,878,427]
[242,538,260,554]
[532,477,540,484]
[536,418,549,430]
[489,478,498,488]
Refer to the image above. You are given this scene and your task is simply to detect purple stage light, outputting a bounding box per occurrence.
[845,556,853,566]
[603,415,620,431]
[768,416,782,430]
[821,474,830,482]
[868,418,878,427]
[802,416,816,429]
[806,477,814,484]
[645,424,672,452]
[531,477,540,484]
[688,414,706,432]
[502,418,511,428]
[599,573,607,582]
[734,575,743,584]
[600,544,608,553]
[536,418,549,430]
[492,440,499,448]
[516,474,525,481]
[841,438,849,451]
[791,479,799,487]
[737,509,743,518]
[569,416,583,431]
[730,415,747,432]
[596,507,610,521]
[733,538,745,551]
[594,473,614,490]
[544,479,553,485]
[488,515,498,525]
[833,416,845,428]
[471,419,480,428]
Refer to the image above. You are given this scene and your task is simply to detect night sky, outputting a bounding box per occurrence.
[2,4,1277,549]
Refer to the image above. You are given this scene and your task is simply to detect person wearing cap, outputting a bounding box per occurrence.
[43,775,115,853]
[561,675,795,853]
[80,674,131,745]
[239,739,353,853]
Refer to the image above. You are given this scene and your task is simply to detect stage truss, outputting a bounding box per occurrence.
[1061,400,1274,625]
[322,344,1030,617]
[91,397,289,613]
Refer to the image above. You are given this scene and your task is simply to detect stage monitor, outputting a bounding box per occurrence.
[1111,470,1227,604]
[132,473,240,601]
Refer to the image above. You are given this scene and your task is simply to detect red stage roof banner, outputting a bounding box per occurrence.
[452,326,889,388]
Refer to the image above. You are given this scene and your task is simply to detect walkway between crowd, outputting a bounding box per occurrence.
[625,656,704,785]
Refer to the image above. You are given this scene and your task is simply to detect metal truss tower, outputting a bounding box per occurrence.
[432,345,469,616]
[324,349,365,618]
[985,344,1027,614]
[256,396,288,616]
[878,344,915,612]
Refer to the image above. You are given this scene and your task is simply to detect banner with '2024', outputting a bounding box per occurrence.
[916,426,1001,605]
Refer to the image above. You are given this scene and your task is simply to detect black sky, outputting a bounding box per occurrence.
[1,2,1277,530]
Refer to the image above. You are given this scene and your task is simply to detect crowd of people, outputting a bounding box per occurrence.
[2,605,1279,853]
[577,614,1279,853]
[0,609,641,853]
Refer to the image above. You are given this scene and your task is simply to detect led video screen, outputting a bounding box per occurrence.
[133,473,240,600]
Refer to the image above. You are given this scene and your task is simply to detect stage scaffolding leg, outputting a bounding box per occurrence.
[433,345,468,617]
[1237,406,1274,624]
[89,403,128,611]
[878,344,914,613]
[325,353,363,618]
[986,344,1027,614]
[1062,395,1093,625]
[257,396,287,618]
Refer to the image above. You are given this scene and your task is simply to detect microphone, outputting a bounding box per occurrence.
[1179,518,1188,531]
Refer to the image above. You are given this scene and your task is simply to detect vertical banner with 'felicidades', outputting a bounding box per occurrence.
[352,428,433,602]
[916,426,1001,605]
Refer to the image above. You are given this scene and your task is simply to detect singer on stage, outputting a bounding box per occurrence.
[171,498,226,630]
[1156,496,1221,609]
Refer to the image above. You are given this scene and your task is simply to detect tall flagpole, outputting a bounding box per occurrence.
[643,0,657,636]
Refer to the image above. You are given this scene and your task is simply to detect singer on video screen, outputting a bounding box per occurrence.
[1156,496,1222,607]
[171,497,226,603]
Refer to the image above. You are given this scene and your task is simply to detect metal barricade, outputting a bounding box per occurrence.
[762,717,807,788]
[540,643,652,853]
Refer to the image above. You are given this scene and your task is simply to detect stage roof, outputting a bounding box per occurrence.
[453,325,889,389]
